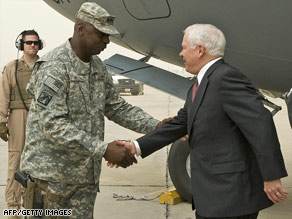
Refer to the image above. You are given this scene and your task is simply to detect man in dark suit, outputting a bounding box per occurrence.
[120,24,289,219]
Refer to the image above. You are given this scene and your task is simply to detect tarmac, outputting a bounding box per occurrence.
[0,85,291,219]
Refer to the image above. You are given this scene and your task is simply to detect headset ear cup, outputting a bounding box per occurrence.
[15,38,21,50]
[15,31,26,51]
[20,39,24,51]
[39,39,45,50]
[39,39,43,50]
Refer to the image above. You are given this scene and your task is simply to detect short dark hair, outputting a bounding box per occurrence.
[22,30,40,40]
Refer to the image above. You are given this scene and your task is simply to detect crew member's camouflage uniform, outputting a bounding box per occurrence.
[20,40,159,218]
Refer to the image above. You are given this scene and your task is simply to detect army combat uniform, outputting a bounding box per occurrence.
[0,57,34,209]
[20,40,159,218]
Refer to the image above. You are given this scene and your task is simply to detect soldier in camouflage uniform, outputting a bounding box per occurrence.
[20,2,163,218]
[0,30,41,217]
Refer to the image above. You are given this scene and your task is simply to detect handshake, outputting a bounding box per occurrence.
[103,140,137,168]
[103,116,175,168]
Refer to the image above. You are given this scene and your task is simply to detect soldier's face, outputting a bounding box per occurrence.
[23,35,40,57]
[82,23,110,55]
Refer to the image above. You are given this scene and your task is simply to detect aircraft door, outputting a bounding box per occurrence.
[122,0,171,20]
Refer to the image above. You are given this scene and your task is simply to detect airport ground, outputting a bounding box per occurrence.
[0,85,291,219]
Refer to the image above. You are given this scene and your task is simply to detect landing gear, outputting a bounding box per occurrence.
[168,139,192,203]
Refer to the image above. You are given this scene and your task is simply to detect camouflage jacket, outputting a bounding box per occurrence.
[20,40,159,184]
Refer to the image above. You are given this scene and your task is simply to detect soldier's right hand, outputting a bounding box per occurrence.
[0,123,9,142]
[103,140,137,168]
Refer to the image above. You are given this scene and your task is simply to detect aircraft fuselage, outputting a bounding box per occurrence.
[44,0,292,95]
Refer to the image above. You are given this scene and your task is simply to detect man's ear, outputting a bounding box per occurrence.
[197,45,206,57]
[76,22,85,35]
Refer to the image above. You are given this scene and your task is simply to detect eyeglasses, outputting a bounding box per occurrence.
[24,41,40,45]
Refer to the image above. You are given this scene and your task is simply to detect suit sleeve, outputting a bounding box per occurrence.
[137,95,190,158]
[219,69,287,181]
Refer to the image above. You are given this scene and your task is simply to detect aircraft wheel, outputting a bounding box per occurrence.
[168,139,192,203]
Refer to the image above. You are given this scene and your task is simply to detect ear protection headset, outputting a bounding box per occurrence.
[15,30,43,51]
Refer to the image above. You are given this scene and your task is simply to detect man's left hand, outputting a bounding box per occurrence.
[156,116,175,129]
[264,179,289,204]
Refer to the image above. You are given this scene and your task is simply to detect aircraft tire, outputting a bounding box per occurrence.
[168,139,192,203]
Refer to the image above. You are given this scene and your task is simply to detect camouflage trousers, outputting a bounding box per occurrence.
[29,182,99,219]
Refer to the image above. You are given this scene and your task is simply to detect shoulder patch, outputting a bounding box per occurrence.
[37,91,53,106]
[44,76,63,93]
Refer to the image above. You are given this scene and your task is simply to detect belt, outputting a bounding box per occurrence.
[32,178,67,206]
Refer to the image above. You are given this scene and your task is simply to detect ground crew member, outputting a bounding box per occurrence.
[0,30,42,216]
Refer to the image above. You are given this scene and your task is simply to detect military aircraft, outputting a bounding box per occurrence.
[43,0,292,203]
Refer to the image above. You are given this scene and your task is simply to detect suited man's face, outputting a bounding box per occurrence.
[179,34,203,75]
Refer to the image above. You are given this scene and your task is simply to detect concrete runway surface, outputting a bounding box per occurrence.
[0,85,291,219]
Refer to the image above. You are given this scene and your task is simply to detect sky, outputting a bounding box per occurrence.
[0,0,73,69]
[0,0,185,75]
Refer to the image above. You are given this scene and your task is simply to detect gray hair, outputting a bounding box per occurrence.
[184,24,226,56]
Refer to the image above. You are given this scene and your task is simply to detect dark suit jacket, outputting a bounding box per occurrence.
[137,59,287,217]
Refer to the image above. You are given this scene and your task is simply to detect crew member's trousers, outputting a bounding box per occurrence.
[5,109,28,209]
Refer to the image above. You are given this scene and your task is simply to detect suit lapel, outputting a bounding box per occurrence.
[188,59,224,134]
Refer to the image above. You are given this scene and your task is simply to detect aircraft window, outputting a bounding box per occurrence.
[122,0,171,20]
